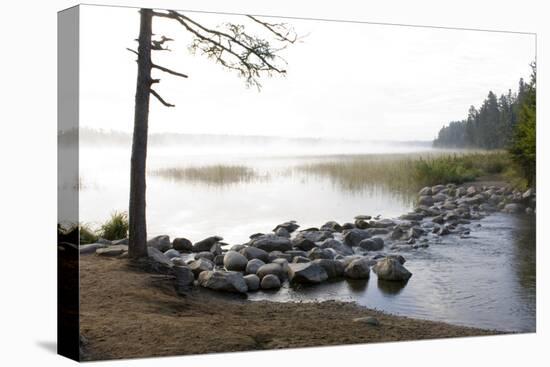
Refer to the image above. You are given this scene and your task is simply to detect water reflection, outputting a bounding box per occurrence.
[377,279,408,295]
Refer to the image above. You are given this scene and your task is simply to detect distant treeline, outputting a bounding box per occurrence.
[433,62,536,186]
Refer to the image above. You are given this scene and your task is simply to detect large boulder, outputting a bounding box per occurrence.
[96,244,128,257]
[373,257,412,281]
[249,234,292,252]
[189,258,214,277]
[174,265,194,290]
[246,258,266,275]
[344,258,371,279]
[172,237,193,252]
[147,235,171,252]
[240,246,269,262]
[287,262,328,284]
[358,237,384,251]
[318,238,354,256]
[223,251,248,271]
[80,243,107,255]
[147,247,174,268]
[256,263,285,280]
[244,274,260,291]
[193,236,223,253]
[312,259,345,279]
[307,247,334,260]
[273,221,300,234]
[260,274,282,290]
[343,229,371,247]
[292,237,316,251]
[198,271,247,293]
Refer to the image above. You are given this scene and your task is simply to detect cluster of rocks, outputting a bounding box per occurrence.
[80,182,534,295]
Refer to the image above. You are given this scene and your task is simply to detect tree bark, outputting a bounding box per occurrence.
[129,8,153,258]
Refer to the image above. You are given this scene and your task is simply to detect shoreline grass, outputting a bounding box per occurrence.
[151,165,261,186]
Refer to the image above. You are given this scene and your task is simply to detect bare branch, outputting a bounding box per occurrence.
[152,63,188,78]
[246,15,298,43]
[150,89,175,107]
[126,48,139,57]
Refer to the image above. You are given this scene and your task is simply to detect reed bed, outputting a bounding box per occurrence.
[151,164,261,186]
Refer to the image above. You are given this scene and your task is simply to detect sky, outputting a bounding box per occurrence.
[79,5,536,141]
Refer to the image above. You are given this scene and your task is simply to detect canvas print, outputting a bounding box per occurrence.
[58,4,536,361]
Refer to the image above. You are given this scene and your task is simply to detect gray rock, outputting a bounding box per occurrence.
[268,251,293,262]
[240,247,269,263]
[358,237,384,251]
[171,257,187,266]
[418,187,432,196]
[256,263,285,280]
[260,274,282,290]
[312,259,345,279]
[320,221,343,232]
[417,195,434,207]
[111,238,129,246]
[354,219,370,229]
[522,188,533,199]
[198,270,247,293]
[147,247,173,268]
[432,184,446,194]
[432,193,448,202]
[209,242,223,256]
[147,235,171,252]
[503,203,525,214]
[354,215,372,220]
[96,244,128,257]
[244,274,260,291]
[400,212,425,221]
[193,236,223,253]
[230,244,247,252]
[245,258,266,274]
[284,250,308,259]
[164,249,181,259]
[369,219,395,228]
[318,238,354,256]
[274,227,291,238]
[295,230,334,243]
[223,250,248,271]
[307,247,334,260]
[344,258,371,279]
[174,265,194,290]
[194,251,215,261]
[273,221,300,233]
[292,256,311,263]
[343,229,371,247]
[373,257,412,281]
[189,258,214,277]
[292,237,316,251]
[213,254,225,266]
[172,237,193,252]
[80,243,107,255]
[249,234,292,252]
[466,186,478,196]
[287,262,328,284]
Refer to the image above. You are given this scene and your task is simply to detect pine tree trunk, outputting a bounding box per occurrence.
[129,9,153,258]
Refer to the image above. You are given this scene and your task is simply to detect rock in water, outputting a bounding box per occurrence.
[343,229,371,247]
[260,274,282,290]
[358,237,384,251]
[373,257,412,281]
[244,274,260,291]
[193,236,223,253]
[312,259,345,279]
[198,270,248,293]
[147,235,171,252]
[344,258,371,279]
[249,234,292,252]
[256,263,285,281]
[223,250,248,271]
[245,258,265,275]
[240,246,269,262]
[172,237,193,252]
[287,262,328,284]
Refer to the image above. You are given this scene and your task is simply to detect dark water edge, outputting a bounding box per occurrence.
[249,213,536,332]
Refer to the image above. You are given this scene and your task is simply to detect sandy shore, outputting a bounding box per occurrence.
[79,256,501,361]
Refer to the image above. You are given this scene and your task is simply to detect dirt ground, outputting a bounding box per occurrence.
[79,256,501,361]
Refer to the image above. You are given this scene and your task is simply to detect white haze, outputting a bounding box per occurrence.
[79,5,536,142]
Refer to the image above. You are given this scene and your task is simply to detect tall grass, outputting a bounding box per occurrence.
[100,211,129,240]
[295,151,511,194]
[151,165,260,186]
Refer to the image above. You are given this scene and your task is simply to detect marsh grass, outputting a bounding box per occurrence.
[151,165,262,186]
[294,151,511,194]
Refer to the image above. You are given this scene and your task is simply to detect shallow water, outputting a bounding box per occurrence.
[79,144,536,332]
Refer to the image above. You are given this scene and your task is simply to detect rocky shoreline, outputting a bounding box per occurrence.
[80,181,536,297]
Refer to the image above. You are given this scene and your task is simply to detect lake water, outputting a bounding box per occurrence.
[79,143,536,333]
